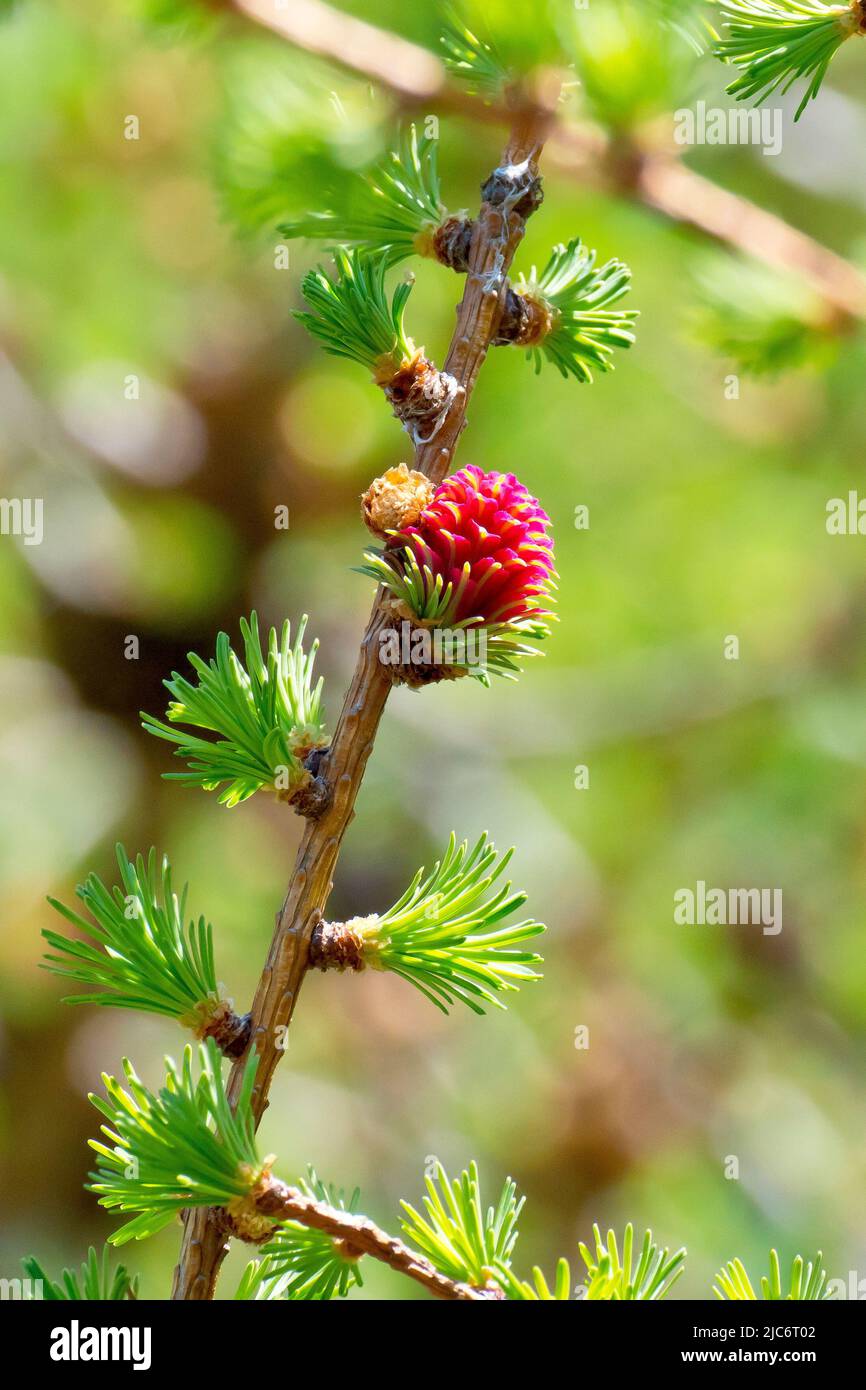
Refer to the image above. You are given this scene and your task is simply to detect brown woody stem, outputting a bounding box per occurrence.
[429,217,557,355]
[171,108,551,1301]
[250,1178,490,1300]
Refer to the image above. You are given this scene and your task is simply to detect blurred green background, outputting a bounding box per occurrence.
[1,0,866,1299]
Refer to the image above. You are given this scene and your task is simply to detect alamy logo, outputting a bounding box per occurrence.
[0,497,43,546]
[673,101,783,157]
[379,620,487,673]
[50,1320,152,1371]
[674,881,783,936]
[0,1276,43,1299]
[826,491,866,534]
[826,1270,866,1300]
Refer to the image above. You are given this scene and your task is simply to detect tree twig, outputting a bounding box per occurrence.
[634,153,866,322]
[244,1179,490,1300]
[171,100,553,1300]
[233,0,445,102]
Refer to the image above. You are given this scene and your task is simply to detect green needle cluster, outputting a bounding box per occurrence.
[495,1222,685,1300]
[295,248,416,375]
[493,1258,574,1300]
[579,1223,687,1300]
[714,0,861,119]
[142,613,327,808]
[44,845,223,1028]
[281,125,445,267]
[714,1249,832,1299]
[400,1161,523,1287]
[516,238,638,382]
[88,1040,262,1244]
[440,11,511,94]
[21,1246,139,1301]
[320,833,545,1014]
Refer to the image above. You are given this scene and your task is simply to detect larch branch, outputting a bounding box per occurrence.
[171,98,552,1299]
[251,1179,490,1300]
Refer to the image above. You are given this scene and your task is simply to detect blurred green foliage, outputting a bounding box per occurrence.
[1,0,866,1299]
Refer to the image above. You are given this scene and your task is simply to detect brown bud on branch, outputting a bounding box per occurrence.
[493,287,558,348]
[196,1001,253,1060]
[375,351,462,446]
[309,917,370,972]
[361,463,433,540]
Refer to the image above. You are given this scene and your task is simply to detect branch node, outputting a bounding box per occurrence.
[280,749,332,818]
[198,1003,253,1060]
[382,354,461,444]
[220,1203,276,1245]
[377,607,473,687]
[432,215,475,271]
[309,918,370,972]
[493,287,557,348]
